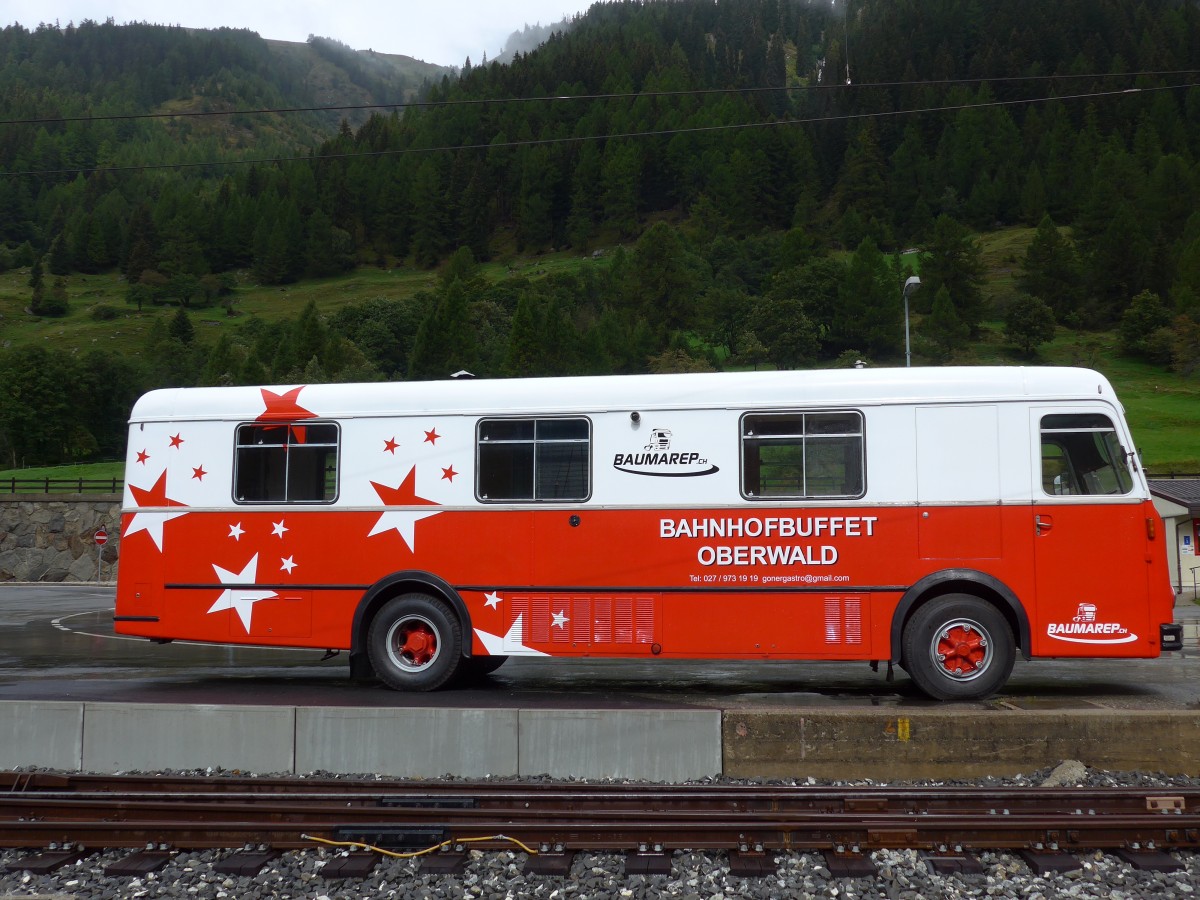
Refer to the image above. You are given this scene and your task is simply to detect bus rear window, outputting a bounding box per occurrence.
[741,411,864,499]
[1040,413,1133,496]
[234,422,339,503]
[477,417,590,502]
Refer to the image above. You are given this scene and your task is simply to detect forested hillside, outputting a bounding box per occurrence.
[1,0,1200,468]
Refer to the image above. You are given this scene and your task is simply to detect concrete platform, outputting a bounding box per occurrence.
[2,585,1200,781]
[5,698,1200,780]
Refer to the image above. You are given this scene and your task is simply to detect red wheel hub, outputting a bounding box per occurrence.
[936,624,986,676]
[396,622,437,667]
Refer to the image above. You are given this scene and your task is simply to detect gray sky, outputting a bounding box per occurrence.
[4,1,593,67]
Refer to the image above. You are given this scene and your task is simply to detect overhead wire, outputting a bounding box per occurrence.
[0,69,1196,127]
[0,79,1195,179]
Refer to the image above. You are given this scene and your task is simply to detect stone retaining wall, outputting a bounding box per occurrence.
[0,495,120,582]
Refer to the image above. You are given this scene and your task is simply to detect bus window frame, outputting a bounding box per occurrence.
[1038,413,1134,498]
[739,409,866,501]
[233,420,341,505]
[475,415,593,503]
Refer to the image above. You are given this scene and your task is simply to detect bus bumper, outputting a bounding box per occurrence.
[1161,623,1184,652]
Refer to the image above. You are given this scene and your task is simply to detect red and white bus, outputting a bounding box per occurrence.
[114,366,1181,700]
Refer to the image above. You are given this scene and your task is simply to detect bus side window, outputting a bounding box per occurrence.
[1039,414,1132,497]
[234,422,340,503]
[477,417,590,502]
[741,410,863,500]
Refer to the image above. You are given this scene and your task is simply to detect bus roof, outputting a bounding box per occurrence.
[129,366,1121,423]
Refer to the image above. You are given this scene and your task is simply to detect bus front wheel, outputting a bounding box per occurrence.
[901,594,1015,701]
[368,593,463,691]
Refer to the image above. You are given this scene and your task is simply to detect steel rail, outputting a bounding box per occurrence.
[5,772,1199,810]
[1,811,1198,851]
[1,777,1198,855]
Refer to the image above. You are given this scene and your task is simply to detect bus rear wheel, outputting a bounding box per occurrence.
[368,593,462,691]
[901,594,1014,701]
[463,654,508,677]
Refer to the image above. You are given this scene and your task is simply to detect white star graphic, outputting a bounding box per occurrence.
[124,510,187,551]
[271,520,288,538]
[280,556,297,574]
[473,615,549,657]
[551,609,569,629]
[368,509,441,552]
[123,470,187,552]
[228,523,244,541]
[484,591,502,609]
[207,554,277,633]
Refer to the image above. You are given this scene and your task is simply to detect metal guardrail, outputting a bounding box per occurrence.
[0,478,123,494]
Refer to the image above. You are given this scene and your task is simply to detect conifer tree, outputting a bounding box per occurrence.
[1004,294,1056,356]
[46,234,71,275]
[292,299,328,369]
[1019,215,1083,322]
[919,215,987,336]
[920,286,970,362]
[833,238,901,358]
[168,307,195,345]
[409,282,474,379]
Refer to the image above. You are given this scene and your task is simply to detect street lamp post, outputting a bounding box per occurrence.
[902,275,921,367]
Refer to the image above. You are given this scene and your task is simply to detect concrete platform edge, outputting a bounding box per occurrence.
[723,708,1200,780]
[4,701,1200,780]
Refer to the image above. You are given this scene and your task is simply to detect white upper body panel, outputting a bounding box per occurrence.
[124,367,1139,511]
[129,367,1122,423]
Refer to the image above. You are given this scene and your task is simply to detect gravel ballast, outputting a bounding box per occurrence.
[2,762,1200,899]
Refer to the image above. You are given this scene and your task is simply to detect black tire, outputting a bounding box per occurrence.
[367,593,463,691]
[900,594,1015,701]
[464,654,508,677]
[451,654,509,686]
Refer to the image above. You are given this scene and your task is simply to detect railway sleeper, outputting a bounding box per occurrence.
[1016,848,1081,874]
[419,851,468,875]
[822,848,877,879]
[103,848,173,876]
[920,850,985,876]
[727,850,776,877]
[2,846,84,875]
[1115,847,1187,872]
[214,848,281,876]
[524,850,575,876]
[624,850,672,875]
[319,851,380,879]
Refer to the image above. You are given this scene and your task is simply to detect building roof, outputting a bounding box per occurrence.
[1149,477,1200,515]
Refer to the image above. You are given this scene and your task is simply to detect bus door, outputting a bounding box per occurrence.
[1030,408,1148,656]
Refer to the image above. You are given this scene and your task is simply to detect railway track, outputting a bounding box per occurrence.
[1,773,1197,879]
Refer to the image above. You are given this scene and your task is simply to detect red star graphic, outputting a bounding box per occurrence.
[169,434,184,449]
[136,449,150,465]
[256,386,317,423]
[370,467,439,507]
[123,470,189,548]
[384,436,400,454]
[441,465,457,482]
[192,465,207,481]
[424,428,440,444]
[128,470,186,509]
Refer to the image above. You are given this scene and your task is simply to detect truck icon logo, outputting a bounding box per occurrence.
[645,429,672,451]
[613,426,718,478]
[1073,603,1097,623]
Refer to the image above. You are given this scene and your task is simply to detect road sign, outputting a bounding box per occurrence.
[94,529,108,546]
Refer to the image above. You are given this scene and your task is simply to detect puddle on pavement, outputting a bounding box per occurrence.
[996,698,1109,710]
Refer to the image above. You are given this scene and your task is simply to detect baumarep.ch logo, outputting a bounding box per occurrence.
[1045,602,1138,645]
[612,427,720,478]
